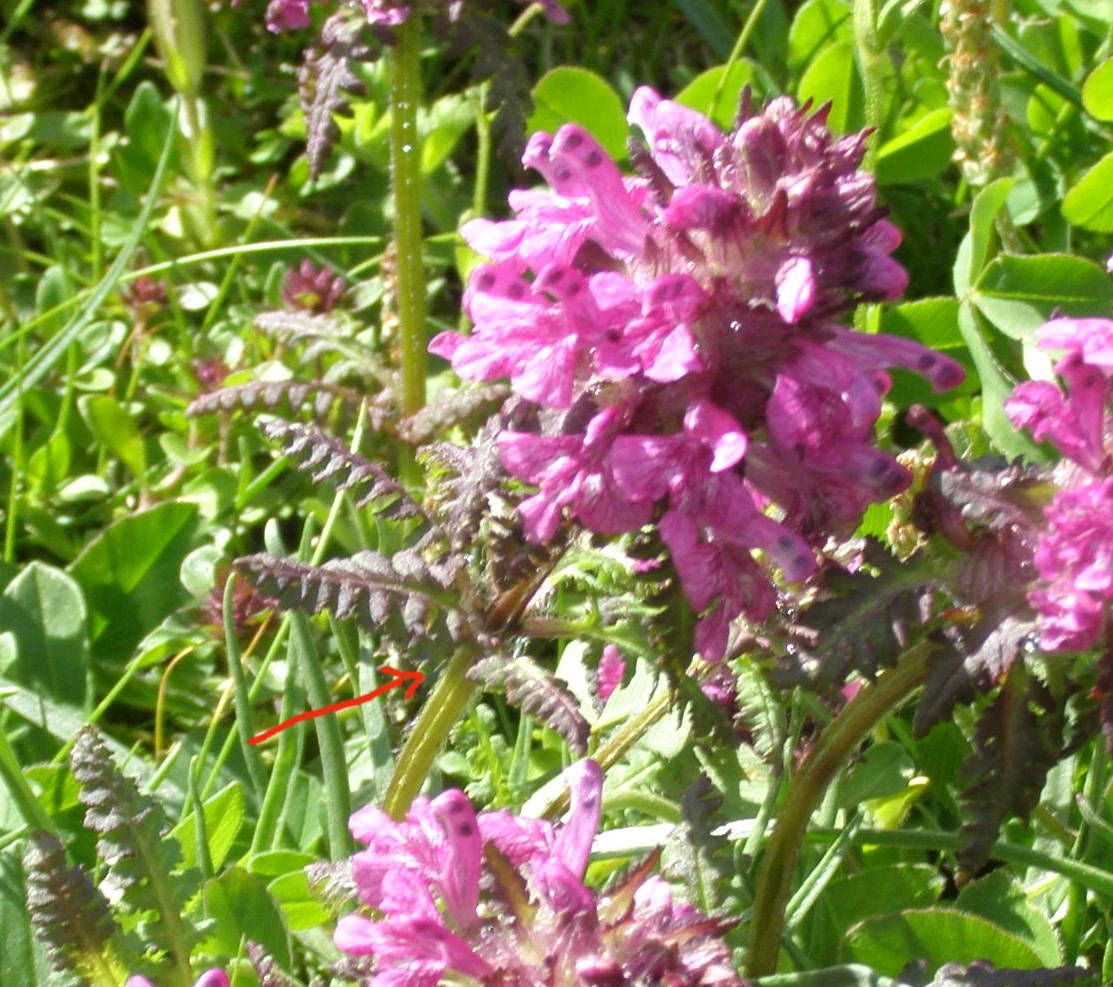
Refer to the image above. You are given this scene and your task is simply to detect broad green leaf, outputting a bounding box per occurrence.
[0,562,89,708]
[203,867,291,969]
[797,42,864,134]
[1082,58,1113,121]
[675,61,756,130]
[528,67,629,161]
[267,870,333,931]
[955,870,1061,966]
[79,395,147,480]
[973,254,1113,341]
[840,742,914,806]
[1062,151,1113,232]
[954,177,1013,297]
[875,107,953,185]
[249,850,316,878]
[845,907,1044,974]
[956,301,1043,460]
[68,502,201,664]
[788,0,852,75]
[172,782,245,872]
[819,864,945,959]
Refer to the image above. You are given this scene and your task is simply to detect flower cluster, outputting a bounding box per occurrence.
[1006,318,1113,651]
[432,88,964,658]
[333,760,746,986]
[265,0,568,33]
[282,259,347,313]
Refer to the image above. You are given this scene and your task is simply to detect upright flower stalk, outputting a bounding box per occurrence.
[389,14,428,483]
[745,641,935,978]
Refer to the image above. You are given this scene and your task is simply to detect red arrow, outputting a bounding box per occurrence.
[248,665,424,745]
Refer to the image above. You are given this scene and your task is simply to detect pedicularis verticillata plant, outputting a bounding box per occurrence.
[14,0,1113,984]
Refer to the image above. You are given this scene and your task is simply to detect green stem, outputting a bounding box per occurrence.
[745,641,934,978]
[852,0,886,169]
[382,647,477,819]
[388,16,427,484]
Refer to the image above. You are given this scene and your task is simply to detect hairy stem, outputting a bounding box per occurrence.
[745,641,934,977]
[853,0,886,170]
[383,647,477,819]
[388,16,427,483]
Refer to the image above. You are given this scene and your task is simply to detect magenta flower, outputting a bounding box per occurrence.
[126,971,228,987]
[433,88,962,658]
[1006,317,1113,651]
[332,761,748,986]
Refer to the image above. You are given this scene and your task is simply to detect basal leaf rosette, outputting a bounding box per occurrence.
[432,88,964,659]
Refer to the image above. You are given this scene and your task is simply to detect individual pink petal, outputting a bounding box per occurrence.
[553,760,603,879]
[775,257,816,324]
[431,790,482,929]
[598,645,625,700]
[684,399,747,472]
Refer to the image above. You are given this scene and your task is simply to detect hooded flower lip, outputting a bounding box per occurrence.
[333,761,749,986]
[437,86,963,659]
[1006,316,1113,652]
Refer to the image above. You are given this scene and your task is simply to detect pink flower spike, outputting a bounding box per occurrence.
[554,760,603,880]
[193,973,230,987]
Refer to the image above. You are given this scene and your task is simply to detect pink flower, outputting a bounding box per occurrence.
[1006,317,1113,651]
[331,761,747,985]
[126,972,229,987]
[434,88,963,659]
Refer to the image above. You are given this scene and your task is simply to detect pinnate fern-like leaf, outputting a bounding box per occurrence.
[260,418,425,520]
[69,726,202,967]
[234,551,465,638]
[300,9,373,178]
[186,379,363,421]
[398,382,509,445]
[468,653,589,753]
[781,540,934,689]
[449,9,533,162]
[23,832,129,984]
[915,960,1095,986]
[957,670,1066,877]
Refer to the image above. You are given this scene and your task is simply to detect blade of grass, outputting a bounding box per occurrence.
[0,99,177,439]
